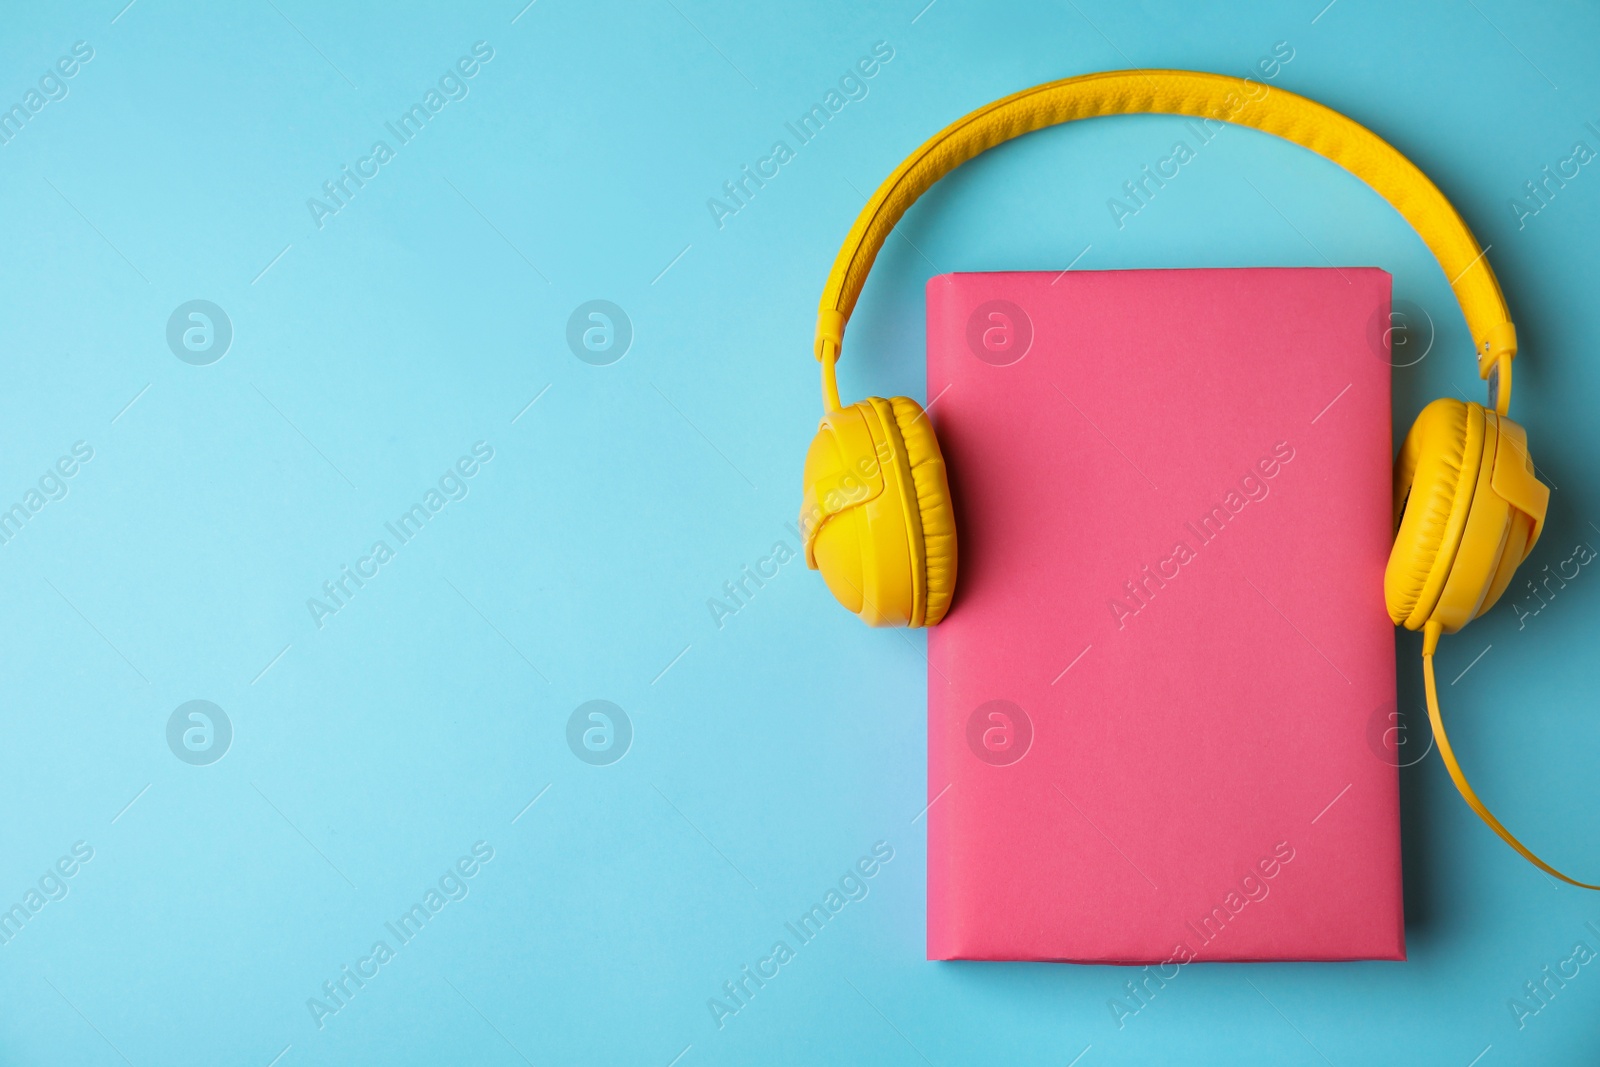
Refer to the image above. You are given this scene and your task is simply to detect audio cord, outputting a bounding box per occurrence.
[1421,620,1600,889]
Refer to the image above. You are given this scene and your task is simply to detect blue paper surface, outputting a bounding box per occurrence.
[2,2,1598,1063]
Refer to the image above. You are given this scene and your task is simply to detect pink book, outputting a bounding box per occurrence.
[925,268,1402,963]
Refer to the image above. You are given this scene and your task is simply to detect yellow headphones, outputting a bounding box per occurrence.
[798,69,1586,886]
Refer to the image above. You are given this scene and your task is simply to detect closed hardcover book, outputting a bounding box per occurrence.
[925,267,1403,963]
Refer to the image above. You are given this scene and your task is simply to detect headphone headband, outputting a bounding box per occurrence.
[815,69,1516,414]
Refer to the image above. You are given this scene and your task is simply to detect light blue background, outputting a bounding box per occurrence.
[2,1,1598,1063]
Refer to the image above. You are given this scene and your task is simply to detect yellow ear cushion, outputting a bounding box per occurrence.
[887,396,957,626]
[1386,398,1484,628]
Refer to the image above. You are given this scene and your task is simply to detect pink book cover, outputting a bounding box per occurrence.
[925,268,1402,963]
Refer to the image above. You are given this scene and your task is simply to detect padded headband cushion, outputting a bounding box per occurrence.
[889,397,956,625]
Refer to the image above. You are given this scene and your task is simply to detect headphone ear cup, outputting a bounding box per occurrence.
[801,406,872,619]
[800,397,959,626]
[885,396,958,626]
[1476,488,1535,616]
[801,399,918,626]
[1385,398,1484,630]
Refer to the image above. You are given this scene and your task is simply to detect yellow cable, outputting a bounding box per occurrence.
[1422,623,1600,889]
